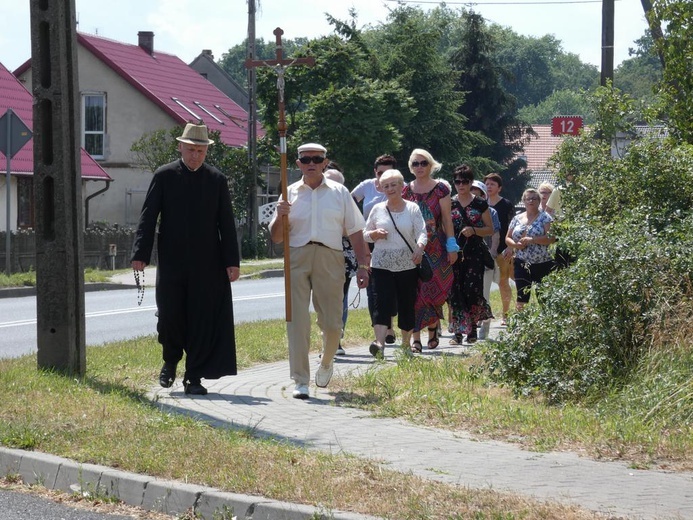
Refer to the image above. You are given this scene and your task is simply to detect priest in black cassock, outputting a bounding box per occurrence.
[131,122,240,396]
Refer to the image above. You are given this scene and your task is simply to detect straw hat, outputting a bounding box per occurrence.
[176,123,215,145]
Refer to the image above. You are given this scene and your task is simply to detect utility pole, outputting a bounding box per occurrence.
[29,0,86,375]
[601,0,615,86]
[247,0,258,256]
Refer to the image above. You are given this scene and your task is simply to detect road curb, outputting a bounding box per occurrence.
[0,447,378,520]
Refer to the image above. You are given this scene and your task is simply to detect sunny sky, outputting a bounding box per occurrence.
[1,0,649,73]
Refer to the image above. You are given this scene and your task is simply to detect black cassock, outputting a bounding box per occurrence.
[131,159,239,380]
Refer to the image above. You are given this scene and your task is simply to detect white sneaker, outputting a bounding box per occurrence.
[336,345,346,356]
[315,362,334,388]
[292,384,309,399]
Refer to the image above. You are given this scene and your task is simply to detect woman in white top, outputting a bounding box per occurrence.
[352,154,399,344]
[364,169,427,358]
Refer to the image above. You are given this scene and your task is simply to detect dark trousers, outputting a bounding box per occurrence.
[371,267,419,331]
[513,259,554,304]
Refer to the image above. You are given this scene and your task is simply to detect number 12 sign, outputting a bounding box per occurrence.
[551,116,584,136]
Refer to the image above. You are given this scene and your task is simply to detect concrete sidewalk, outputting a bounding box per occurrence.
[148,323,693,520]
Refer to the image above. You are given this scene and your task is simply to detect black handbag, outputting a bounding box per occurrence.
[386,207,433,282]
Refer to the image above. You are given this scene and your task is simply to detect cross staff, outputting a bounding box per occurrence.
[245,27,315,322]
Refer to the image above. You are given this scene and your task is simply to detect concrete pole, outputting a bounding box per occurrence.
[30,0,86,375]
[4,112,10,275]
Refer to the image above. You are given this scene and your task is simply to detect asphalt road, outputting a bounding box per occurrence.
[0,487,166,520]
[0,276,367,358]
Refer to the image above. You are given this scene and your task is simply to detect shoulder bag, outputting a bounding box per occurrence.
[386,206,433,282]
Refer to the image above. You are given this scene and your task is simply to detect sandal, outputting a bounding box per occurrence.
[427,327,439,349]
[449,334,463,345]
[411,340,423,353]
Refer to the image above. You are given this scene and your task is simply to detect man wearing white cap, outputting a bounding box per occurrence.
[132,122,240,396]
[270,143,371,399]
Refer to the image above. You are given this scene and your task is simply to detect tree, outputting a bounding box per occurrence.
[365,5,484,172]
[253,24,417,184]
[651,0,693,144]
[490,26,598,108]
[518,89,594,125]
[614,32,663,102]
[450,11,534,202]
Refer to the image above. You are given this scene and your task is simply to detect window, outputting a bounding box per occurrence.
[82,94,105,158]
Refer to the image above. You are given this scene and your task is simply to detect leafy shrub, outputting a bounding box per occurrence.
[481,85,693,404]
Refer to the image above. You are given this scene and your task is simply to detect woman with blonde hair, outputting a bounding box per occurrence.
[402,149,459,352]
[538,182,554,213]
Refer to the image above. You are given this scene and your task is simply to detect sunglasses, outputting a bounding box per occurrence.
[524,197,540,202]
[298,156,326,164]
[411,160,429,168]
[453,178,471,185]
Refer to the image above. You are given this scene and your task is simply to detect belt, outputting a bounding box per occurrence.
[307,241,328,248]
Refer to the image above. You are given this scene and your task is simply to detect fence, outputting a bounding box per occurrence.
[0,230,154,273]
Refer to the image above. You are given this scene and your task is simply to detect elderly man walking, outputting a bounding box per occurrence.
[270,143,370,399]
[131,123,240,396]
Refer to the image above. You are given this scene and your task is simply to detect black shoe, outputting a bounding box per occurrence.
[466,331,478,344]
[385,332,396,344]
[159,363,177,388]
[184,380,208,395]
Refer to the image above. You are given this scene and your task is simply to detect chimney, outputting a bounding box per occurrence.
[202,49,214,59]
[138,31,154,55]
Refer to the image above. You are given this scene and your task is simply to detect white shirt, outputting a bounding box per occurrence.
[271,176,365,251]
[351,178,386,220]
[364,200,427,272]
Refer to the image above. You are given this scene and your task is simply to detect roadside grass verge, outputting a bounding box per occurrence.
[0,332,603,520]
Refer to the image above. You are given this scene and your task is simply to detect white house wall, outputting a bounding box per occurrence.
[84,167,153,227]
[18,43,179,227]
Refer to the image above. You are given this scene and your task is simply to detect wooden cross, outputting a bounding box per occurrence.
[245,27,315,322]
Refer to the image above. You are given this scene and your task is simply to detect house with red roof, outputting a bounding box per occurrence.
[514,124,568,190]
[0,62,111,232]
[14,31,254,226]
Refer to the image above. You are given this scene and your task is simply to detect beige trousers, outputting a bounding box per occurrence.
[287,243,344,385]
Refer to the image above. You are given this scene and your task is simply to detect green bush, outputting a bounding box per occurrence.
[481,85,693,404]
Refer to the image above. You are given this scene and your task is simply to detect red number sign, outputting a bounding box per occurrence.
[551,116,584,136]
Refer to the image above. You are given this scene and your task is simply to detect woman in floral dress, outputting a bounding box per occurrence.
[402,149,459,352]
[448,164,494,344]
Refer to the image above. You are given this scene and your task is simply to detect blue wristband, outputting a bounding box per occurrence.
[446,237,460,253]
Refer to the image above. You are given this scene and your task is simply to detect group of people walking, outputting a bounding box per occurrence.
[356,150,557,358]
[131,123,557,400]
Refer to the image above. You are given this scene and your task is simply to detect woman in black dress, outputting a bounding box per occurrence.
[449,165,494,344]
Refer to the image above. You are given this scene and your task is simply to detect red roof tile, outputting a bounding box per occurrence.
[522,125,566,171]
[76,33,252,147]
[0,62,112,181]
